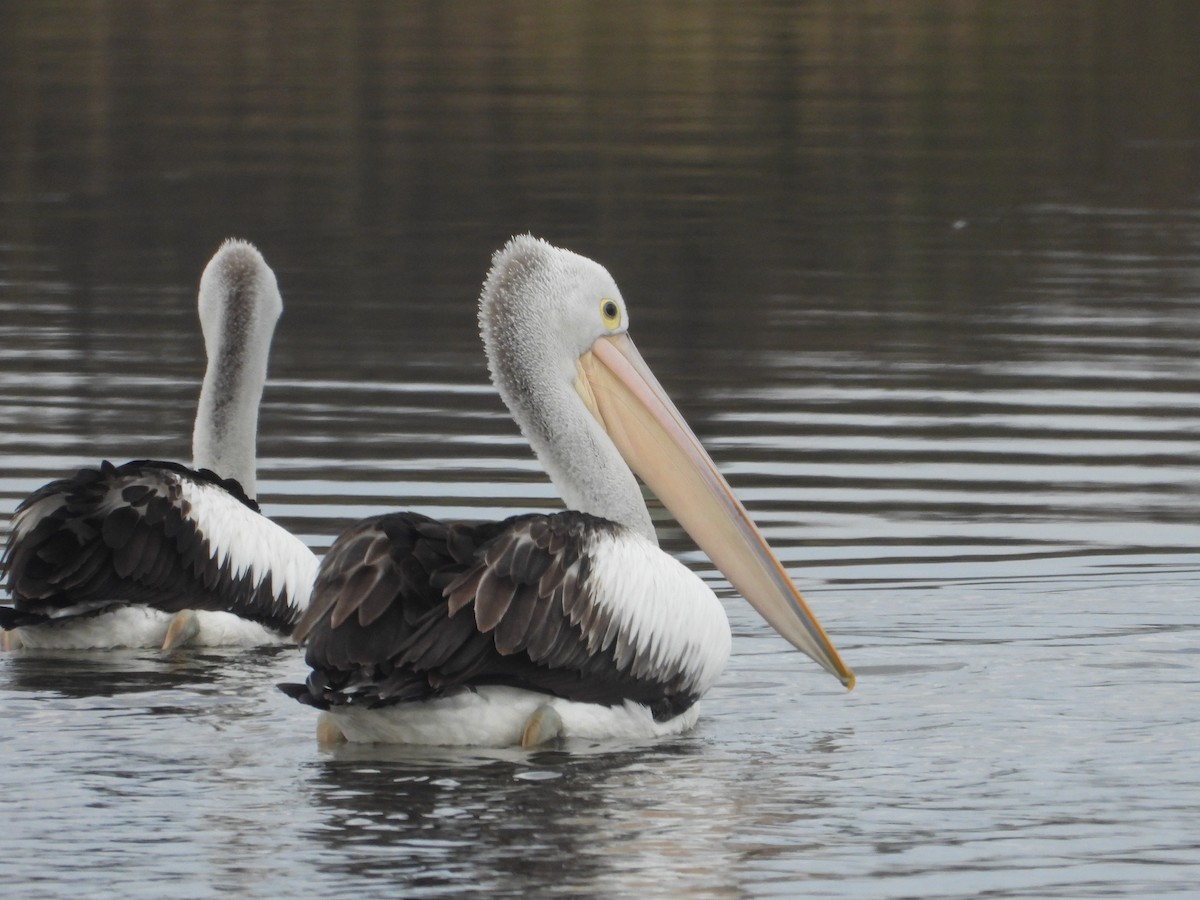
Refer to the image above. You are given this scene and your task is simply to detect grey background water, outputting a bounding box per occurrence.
[2,2,1198,896]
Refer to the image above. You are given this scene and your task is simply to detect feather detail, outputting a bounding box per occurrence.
[1,460,317,642]
[283,510,728,723]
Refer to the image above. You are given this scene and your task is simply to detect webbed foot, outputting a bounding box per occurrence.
[162,610,201,651]
[521,703,564,748]
[316,712,348,747]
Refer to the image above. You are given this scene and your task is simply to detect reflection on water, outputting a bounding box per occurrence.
[2,1,1200,897]
[1,646,296,701]
[303,743,753,896]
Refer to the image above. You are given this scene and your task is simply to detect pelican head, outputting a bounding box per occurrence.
[479,235,853,689]
[192,239,284,496]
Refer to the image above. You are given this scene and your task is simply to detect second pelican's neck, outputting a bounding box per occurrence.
[189,240,282,499]
[192,340,267,497]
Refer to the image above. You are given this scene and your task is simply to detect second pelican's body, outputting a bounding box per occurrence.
[0,240,318,651]
[283,236,851,746]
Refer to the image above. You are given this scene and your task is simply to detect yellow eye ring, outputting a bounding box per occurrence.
[600,298,621,329]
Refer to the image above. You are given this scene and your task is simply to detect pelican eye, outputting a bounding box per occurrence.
[600,298,621,329]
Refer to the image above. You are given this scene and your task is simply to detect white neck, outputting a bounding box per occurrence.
[192,341,268,496]
[482,315,656,541]
[190,241,281,498]
[516,375,657,543]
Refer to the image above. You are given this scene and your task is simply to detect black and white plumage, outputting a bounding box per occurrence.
[0,240,317,650]
[283,511,728,744]
[282,235,852,747]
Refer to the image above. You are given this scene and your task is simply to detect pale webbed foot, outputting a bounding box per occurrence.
[162,610,201,651]
[316,712,348,747]
[1,629,23,651]
[520,703,564,748]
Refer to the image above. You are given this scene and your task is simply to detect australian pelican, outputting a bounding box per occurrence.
[0,240,318,650]
[281,235,852,746]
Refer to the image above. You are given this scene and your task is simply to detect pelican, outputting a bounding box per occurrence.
[281,235,852,746]
[0,239,318,651]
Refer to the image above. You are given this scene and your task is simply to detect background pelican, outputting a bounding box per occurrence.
[282,235,852,746]
[0,239,318,650]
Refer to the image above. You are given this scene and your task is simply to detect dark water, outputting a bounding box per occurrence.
[2,2,1199,896]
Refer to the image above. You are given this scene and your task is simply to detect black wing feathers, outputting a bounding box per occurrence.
[286,511,700,722]
[0,459,293,633]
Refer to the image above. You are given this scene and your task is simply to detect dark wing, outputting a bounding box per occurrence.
[283,511,700,722]
[1,459,299,633]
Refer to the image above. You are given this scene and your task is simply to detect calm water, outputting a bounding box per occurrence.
[2,2,1199,896]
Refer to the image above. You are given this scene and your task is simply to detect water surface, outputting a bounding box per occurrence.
[1,3,1198,896]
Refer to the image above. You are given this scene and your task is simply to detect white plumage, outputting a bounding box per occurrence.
[320,686,705,747]
[183,476,315,611]
[582,529,730,693]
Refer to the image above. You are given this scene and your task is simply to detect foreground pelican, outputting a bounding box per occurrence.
[0,239,318,650]
[281,235,852,746]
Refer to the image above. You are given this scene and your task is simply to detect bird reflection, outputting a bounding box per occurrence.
[298,739,746,896]
[0,646,291,699]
